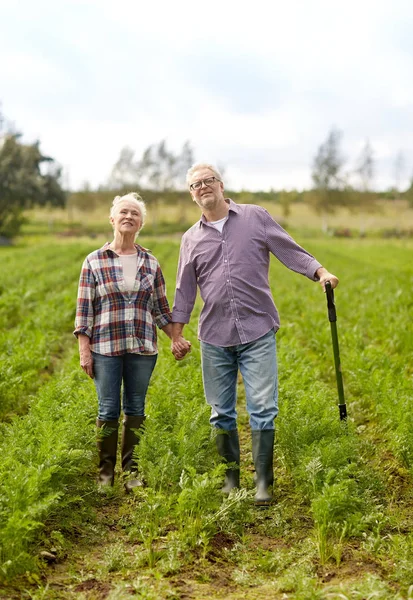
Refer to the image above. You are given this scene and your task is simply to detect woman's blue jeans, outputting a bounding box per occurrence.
[92,351,158,421]
[200,330,278,431]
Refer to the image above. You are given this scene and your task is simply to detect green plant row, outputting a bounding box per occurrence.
[277,238,413,474]
[0,239,244,583]
[0,238,179,421]
[269,238,413,589]
[0,242,99,420]
[0,330,252,583]
[122,334,254,574]
[92,238,412,580]
[0,350,96,581]
[1,237,412,597]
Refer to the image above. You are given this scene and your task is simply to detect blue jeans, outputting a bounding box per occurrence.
[200,330,278,431]
[92,352,158,421]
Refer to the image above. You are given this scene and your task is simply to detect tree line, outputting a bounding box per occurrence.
[1,106,412,238]
[309,129,412,222]
[0,110,65,238]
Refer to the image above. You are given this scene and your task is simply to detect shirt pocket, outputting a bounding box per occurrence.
[138,273,154,295]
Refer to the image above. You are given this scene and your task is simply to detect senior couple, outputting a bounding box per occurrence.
[74,162,338,505]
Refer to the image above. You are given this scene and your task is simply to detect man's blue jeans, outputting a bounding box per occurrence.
[92,351,158,421]
[200,330,278,431]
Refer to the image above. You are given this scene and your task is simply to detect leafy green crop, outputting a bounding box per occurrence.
[1,237,413,597]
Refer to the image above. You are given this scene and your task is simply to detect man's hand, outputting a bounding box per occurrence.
[80,350,94,378]
[171,336,192,361]
[316,267,339,291]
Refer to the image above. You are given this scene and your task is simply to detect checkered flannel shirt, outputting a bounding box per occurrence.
[74,243,172,356]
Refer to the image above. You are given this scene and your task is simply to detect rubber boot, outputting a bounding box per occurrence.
[216,429,240,494]
[121,415,146,493]
[96,419,119,487]
[251,429,274,507]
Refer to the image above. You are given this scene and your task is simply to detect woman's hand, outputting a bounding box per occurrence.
[78,334,94,378]
[80,350,94,378]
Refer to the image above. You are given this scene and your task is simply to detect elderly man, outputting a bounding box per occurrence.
[171,163,339,506]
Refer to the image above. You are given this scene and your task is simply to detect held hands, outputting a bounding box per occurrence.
[171,336,192,361]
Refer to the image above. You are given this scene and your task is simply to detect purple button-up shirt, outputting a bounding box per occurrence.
[172,200,322,347]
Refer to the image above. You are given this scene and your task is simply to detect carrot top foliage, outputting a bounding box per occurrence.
[0,237,413,598]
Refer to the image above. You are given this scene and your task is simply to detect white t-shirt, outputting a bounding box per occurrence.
[209,216,228,233]
[119,254,138,291]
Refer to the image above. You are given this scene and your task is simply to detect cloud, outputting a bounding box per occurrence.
[1,0,412,191]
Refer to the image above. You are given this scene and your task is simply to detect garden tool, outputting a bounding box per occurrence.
[325,281,347,421]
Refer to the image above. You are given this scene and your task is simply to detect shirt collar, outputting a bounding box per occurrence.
[199,199,238,227]
[100,242,148,256]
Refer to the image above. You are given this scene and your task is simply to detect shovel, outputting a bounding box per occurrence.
[325,281,347,421]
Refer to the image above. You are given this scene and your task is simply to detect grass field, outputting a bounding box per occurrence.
[23,197,413,238]
[0,229,412,599]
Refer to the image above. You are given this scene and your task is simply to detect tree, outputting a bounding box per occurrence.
[0,113,66,237]
[108,140,195,230]
[310,128,348,231]
[108,139,195,192]
[393,151,405,198]
[312,128,345,190]
[278,190,299,220]
[137,139,195,192]
[178,140,195,184]
[356,139,374,192]
[108,146,139,189]
[175,141,195,225]
[140,140,177,191]
[353,139,379,235]
[404,176,413,208]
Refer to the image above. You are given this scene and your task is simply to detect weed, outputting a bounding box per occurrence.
[102,542,129,573]
[255,548,294,574]
[0,363,96,580]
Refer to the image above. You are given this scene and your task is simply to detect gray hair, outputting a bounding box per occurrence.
[186,163,223,188]
[109,192,147,229]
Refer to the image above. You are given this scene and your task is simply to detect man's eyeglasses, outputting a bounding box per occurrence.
[189,176,220,191]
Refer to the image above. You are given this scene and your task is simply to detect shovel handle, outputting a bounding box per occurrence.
[325,280,346,419]
[325,281,337,322]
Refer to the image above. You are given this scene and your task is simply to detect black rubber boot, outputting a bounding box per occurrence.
[96,419,119,487]
[251,429,274,507]
[121,415,146,493]
[216,429,240,494]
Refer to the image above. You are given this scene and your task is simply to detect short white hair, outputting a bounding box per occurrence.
[109,192,147,229]
[186,163,223,188]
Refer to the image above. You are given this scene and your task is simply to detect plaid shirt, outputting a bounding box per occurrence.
[74,243,172,356]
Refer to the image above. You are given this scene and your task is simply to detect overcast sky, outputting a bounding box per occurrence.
[1,0,412,191]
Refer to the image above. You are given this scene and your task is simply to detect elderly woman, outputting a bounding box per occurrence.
[74,192,188,490]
